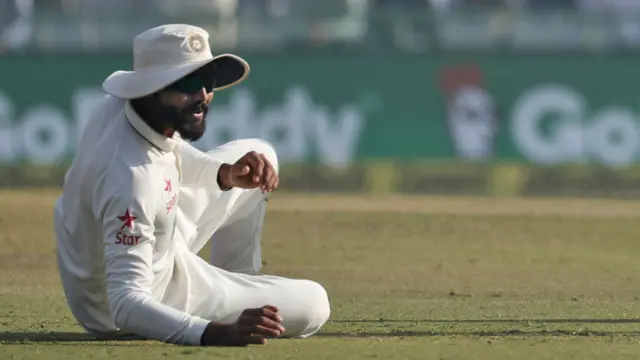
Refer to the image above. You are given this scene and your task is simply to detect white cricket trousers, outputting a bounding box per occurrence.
[163,138,330,338]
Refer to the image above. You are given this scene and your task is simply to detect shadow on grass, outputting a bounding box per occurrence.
[316,329,640,338]
[330,318,640,324]
[320,318,640,338]
[0,332,146,344]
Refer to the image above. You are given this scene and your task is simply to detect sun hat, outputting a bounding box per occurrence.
[102,24,249,100]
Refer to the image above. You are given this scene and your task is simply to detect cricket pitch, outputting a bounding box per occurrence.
[1,190,640,359]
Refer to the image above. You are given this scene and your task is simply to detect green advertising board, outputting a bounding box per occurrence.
[1,53,640,169]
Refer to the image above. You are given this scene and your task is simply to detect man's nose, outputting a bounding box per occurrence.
[193,87,208,101]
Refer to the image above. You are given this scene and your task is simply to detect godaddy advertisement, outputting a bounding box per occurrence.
[0,86,366,167]
[1,54,639,168]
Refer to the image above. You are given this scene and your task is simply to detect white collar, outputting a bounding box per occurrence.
[124,100,177,153]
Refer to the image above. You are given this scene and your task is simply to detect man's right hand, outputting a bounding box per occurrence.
[217,151,279,193]
[200,305,285,346]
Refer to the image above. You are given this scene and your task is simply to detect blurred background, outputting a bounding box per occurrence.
[2,0,640,198]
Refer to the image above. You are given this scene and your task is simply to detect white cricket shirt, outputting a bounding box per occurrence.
[54,95,225,345]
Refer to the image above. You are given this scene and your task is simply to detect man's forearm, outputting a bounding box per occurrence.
[108,289,210,345]
[178,141,226,188]
[181,152,224,186]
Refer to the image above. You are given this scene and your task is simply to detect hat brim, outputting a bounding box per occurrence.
[102,54,250,100]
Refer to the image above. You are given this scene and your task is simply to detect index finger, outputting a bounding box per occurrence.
[262,305,279,313]
[258,305,283,323]
[243,306,283,323]
[245,152,265,181]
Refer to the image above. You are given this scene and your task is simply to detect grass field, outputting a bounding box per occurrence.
[1,190,640,359]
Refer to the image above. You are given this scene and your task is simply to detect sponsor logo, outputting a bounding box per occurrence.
[194,86,366,167]
[0,86,367,167]
[117,209,136,230]
[166,193,177,214]
[511,85,640,167]
[115,231,142,245]
[164,178,172,192]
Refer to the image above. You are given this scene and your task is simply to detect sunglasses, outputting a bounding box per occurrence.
[168,71,216,94]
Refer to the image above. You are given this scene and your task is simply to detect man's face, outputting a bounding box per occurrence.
[156,65,215,141]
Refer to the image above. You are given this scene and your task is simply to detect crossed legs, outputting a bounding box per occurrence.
[169,138,330,338]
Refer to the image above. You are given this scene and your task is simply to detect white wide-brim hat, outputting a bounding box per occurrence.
[103,24,249,100]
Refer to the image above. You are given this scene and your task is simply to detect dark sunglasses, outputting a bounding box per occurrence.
[168,72,216,94]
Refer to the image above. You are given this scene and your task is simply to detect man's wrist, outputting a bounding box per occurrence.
[217,164,233,191]
[200,322,232,346]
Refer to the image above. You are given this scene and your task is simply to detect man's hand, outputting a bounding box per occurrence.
[200,305,285,346]
[217,151,279,193]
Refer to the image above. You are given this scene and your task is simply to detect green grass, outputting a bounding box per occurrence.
[1,190,640,359]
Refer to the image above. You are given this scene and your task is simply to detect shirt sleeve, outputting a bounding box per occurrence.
[93,165,210,345]
[177,139,226,188]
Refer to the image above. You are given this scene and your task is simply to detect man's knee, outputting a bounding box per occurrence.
[304,281,331,336]
[288,280,331,338]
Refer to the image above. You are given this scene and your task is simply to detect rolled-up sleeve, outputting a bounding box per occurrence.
[93,166,209,345]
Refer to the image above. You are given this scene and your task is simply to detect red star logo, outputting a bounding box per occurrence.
[164,178,172,192]
[117,209,136,230]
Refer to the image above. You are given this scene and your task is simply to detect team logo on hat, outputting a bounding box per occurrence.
[187,33,206,53]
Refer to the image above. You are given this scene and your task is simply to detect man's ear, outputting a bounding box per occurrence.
[152,89,168,104]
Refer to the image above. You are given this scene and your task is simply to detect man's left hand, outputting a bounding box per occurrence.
[217,151,279,193]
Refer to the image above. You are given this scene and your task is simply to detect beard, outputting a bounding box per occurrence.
[159,100,209,141]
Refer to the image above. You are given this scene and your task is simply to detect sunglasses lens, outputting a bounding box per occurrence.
[170,75,214,94]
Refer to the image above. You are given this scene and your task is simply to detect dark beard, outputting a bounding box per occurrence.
[160,101,209,141]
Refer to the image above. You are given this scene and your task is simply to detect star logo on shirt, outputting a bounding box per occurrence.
[117,209,137,230]
[164,178,172,192]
